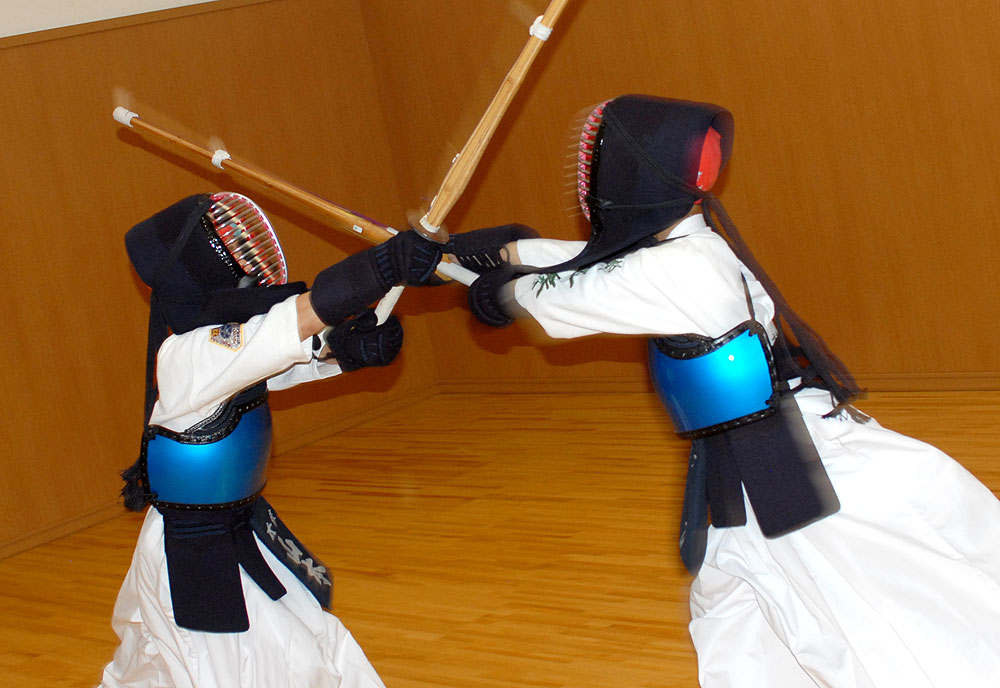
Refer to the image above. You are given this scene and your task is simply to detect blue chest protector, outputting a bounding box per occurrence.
[143,384,272,507]
[649,321,778,438]
[648,275,780,438]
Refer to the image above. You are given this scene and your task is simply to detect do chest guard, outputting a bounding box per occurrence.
[143,385,271,508]
[649,320,778,438]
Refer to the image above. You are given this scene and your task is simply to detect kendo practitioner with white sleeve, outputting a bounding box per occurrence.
[101,192,447,688]
[448,95,1000,686]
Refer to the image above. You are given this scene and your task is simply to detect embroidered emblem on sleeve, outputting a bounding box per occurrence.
[209,323,244,351]
[531,259,623,296]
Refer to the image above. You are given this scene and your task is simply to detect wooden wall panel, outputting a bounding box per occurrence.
[0,0,435,556]
[362,0,1000,391]
[6,0,1000,557]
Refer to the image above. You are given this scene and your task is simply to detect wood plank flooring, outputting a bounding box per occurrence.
[2,390,998,687]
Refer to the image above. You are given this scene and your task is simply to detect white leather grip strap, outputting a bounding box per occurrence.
[529,16,553,40]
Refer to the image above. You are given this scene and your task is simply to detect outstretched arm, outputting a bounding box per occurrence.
[296,292,326,340]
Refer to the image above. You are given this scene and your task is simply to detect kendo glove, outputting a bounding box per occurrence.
[324,309,403,372]
[444,224,539,274]
[376,230,443,286]
[310,231,443,325]
[468,267,518,328]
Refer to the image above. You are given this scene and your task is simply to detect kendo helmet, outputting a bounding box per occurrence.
[568,94,734,270]
[126,192,302,335]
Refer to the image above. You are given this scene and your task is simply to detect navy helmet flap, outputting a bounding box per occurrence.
[125,194,221,294]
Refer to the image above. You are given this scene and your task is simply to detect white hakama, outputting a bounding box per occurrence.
[691,387,1000,687]
[101,510,385,688]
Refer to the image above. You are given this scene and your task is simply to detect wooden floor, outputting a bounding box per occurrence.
[2,390,999,688]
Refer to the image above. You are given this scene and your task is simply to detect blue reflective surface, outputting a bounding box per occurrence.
[146,403,272,504]
[649,329,774,433]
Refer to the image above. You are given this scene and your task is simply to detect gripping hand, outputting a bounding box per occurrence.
[324,309,403,372]
[375,230,443,286]
[468,267,519,328]
[445,224,538,274]
[311,231,443,326]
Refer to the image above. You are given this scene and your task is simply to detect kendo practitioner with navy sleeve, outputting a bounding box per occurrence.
[446,95,1000,687]
[101,192,446,688]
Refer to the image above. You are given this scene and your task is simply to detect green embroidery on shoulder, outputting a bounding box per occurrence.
[565,268,588,288]
[531,258,623,295]
[532,273,560,296]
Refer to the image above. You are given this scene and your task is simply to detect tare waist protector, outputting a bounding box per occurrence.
[649,321,778,438]
[144,388,272,507]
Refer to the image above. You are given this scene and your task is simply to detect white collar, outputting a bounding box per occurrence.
[664,212,710,240]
